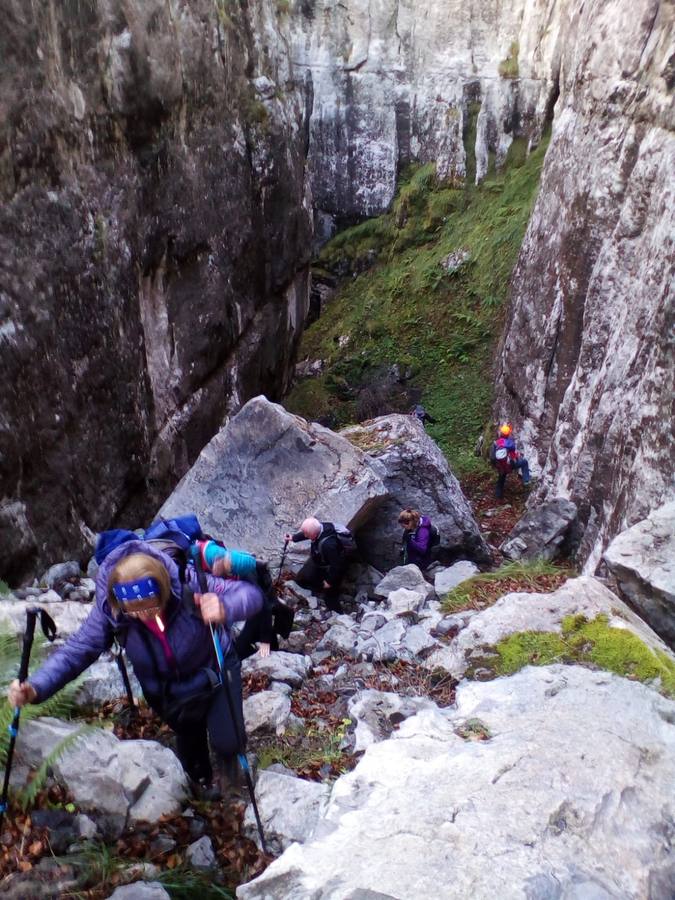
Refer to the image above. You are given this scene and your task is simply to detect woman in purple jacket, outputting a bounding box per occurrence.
[399,508,434,570]
[7,540,263,796]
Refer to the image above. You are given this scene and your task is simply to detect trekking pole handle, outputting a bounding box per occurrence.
[18,609,40,684]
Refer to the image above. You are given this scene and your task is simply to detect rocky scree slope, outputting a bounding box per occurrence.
[0,0,312,581]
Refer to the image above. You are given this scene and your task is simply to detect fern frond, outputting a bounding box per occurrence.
[19,724,98,810]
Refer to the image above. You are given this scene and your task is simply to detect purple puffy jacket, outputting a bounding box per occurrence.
[403,515,433,567]
[29,540,263,703]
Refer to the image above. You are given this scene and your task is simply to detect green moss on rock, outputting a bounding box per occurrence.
[494,614,675,697]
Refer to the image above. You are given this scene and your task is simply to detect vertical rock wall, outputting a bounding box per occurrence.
[290,0,570,229]
[494,0,674,570]
[0,0,313,579]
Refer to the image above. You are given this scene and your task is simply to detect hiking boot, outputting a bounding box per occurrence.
[189,777,222,802]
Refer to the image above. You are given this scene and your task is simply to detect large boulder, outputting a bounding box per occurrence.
[242,770,330,854]
[15,718,187,835]
[341,415,490,569]
[500,498,579,562]
[425,575,674,679]
[604,501,675,648]
[237,666,675,899]
[159,397,387,566]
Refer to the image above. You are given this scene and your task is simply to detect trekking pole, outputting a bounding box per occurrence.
[276,538,290,585]
[193,561,267,853]
[0,607,56,832]
[208,623,268,854]
[113,641,137,718]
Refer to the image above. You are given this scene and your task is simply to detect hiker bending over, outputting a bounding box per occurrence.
[285,518,354,614]
[7,541,262,798]
[411,404,436,427]
[399,508,436,570]
[193,539,294,661]
[490,423,531,499]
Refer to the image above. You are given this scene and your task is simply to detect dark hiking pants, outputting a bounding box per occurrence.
[296,558,344,613]
[173,649,245,784]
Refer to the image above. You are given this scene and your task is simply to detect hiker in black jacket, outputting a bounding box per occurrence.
[285,518,350,613]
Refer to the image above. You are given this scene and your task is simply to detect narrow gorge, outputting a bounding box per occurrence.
[0,0,673,898]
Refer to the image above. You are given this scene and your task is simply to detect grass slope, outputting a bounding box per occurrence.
[286,133,550,473]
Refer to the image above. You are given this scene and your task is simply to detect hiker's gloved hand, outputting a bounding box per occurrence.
[8,679,37,708]
[322,581,331,590]
[194,592,226,625]
[258,643,271,658]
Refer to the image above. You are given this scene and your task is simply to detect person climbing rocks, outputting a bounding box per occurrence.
[192,538,294,661]
[7,540,263,800]
[490,422,531,499]
[410,404,437,427]
[285,518,355,614]
[399,508,438,570]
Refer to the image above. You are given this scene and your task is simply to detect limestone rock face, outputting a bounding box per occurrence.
[500,498,578,562]
[290,0,569,224]
[0,0,312,581]
[493,0,674,571]
[159,396,387,564]
[237,666,675,899]
[342,415,490,569]
[604,501,675,648]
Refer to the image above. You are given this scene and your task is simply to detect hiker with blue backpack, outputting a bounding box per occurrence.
[285,518,356,614]
[7,535,263,801]
[399,508,439,570]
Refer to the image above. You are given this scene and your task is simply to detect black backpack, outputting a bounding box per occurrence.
[429,523,441,548]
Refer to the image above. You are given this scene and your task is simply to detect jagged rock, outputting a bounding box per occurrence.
[238,666,675,899]
[374,565,435,602]
[108,883,170,899]
[348,690,436,752]
[354,619,408,662]
[430,576,674,680]
[434,561,479,596]
[604,501,675,648]
[317,622,357,655]
[385,587,426,617]
[241,650,312,688]
[500,499,579,562]
[441,249,471,273]
[243,770,330,854]
[16,717,187,833]
[342,416,490,569]
[398,625,438,659]
[243,691,292,736]
[159,397,387,566]
[185,836,217,870]
[493,0,673,571]
[40,561,82,590]
[73,655,142,708]
[0,598,90,638]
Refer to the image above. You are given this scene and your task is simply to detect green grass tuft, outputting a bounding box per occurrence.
[441,560,571,613]
[499,41,520,79]
[494,614,675,696]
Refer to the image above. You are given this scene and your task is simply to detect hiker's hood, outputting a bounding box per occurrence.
[95,539,183,615]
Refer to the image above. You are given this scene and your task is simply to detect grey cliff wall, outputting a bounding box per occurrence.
[0,0,312,579]
[493,0,674,571]
[290,0,571,228]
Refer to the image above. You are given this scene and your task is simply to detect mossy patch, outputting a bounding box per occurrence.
[285,133,550,473]
[494,614,675,697]
[499,41,520,79]
[455,718,491,741]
